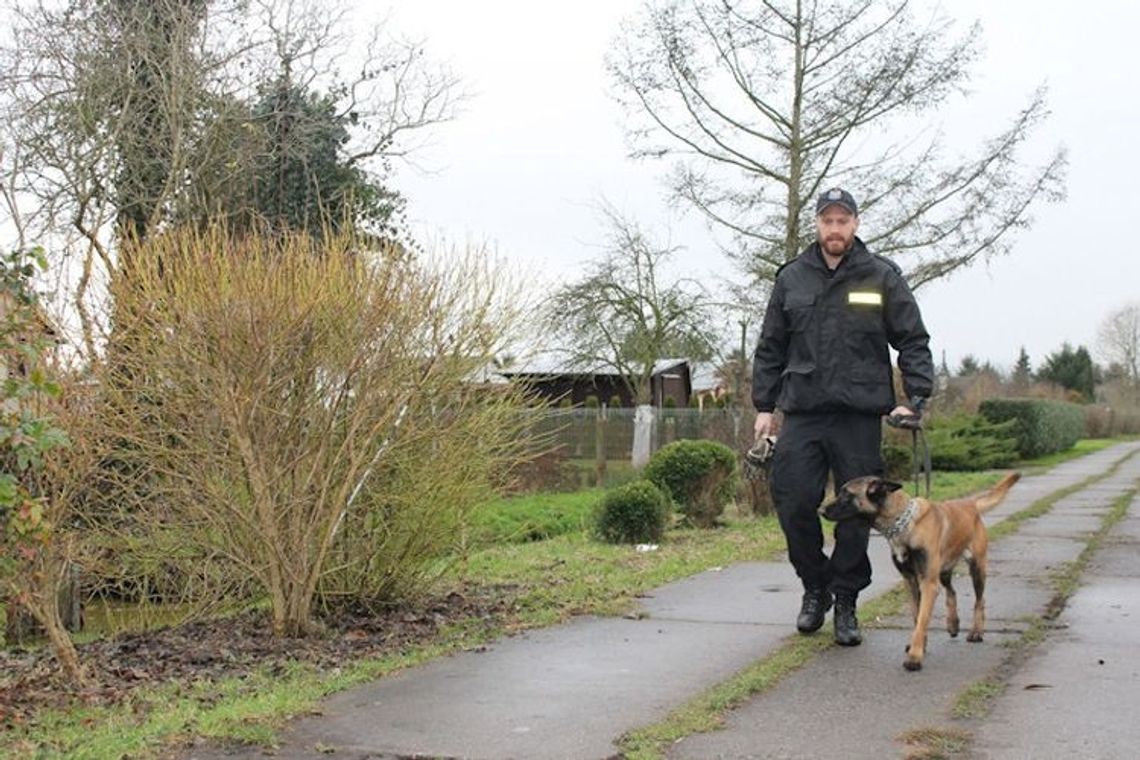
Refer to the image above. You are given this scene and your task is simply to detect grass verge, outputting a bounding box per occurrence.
[898,726,972,760]
[469,489,603,545]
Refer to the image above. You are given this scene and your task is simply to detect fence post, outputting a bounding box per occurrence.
[594,406,607,487]
[631,404,654,468]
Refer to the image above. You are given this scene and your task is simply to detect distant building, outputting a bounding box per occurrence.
[498,356,692,408]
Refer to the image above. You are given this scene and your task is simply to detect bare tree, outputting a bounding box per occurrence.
[0,0,462,361]
[608,0,1067,287]
[1097,303,1140,392]
[545,202,717,405]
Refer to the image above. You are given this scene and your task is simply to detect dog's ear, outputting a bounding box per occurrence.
[867,478,904,505]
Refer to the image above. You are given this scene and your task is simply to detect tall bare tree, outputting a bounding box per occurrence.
[0,0,461,360]
[545,202,717,405]
[1097,303,1140,391]
[608,0,1067,287]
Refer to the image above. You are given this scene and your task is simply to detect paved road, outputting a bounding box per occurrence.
[185,441,1140,760]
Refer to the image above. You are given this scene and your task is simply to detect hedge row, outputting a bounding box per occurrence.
[979,398,1084,458]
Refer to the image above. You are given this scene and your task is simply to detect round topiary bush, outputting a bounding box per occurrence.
[644,439,738,528]
[593,480,671,544]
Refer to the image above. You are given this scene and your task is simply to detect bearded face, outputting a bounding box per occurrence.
[816,206,859,257]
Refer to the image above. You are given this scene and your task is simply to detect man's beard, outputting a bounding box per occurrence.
[822,235,853,255]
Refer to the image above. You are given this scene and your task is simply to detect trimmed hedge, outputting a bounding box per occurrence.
[644,439,738,528]
[924,413,1019,471]
[979,398,1084,458]
[593,480,671,544]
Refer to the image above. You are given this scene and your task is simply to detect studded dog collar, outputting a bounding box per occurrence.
[880,499,918,542]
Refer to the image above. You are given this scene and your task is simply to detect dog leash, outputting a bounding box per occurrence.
[887,413,931,499]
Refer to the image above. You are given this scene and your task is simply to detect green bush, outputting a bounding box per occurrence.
[924,413,1019,471]
[644,439,738,528]
[593,480,671,544]
[882,444,912,481]
[979,398,1085,458]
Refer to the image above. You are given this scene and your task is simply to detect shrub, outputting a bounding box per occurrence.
[979,398,1085,458]
[644,439,738,528]
[923,413,1019,471]
[882,444,912,481]
[593,480,671,544]
[99,225,536,635]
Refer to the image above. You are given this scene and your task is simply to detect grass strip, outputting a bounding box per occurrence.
[898,726,972,760]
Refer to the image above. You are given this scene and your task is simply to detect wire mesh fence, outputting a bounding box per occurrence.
[528,406,755,461]
[512,406,773,516]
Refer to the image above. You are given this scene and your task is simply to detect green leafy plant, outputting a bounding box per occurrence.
[0,247,84,683]
[593,480,671,544]
[644,439,738,528]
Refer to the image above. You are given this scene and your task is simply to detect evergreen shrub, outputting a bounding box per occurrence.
[644,439,737,527]
[979,399,1084,458]
[924,413,1019,471]
[593,480,671,544]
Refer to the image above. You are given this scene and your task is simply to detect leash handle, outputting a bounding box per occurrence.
[886,413,924,431]
[885,413,931,499]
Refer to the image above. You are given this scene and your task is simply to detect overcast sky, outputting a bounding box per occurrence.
[367,0,1139,374]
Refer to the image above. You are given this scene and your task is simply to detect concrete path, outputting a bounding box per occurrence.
[669,444,1140,760]
[186,441,1140,760]
[971,486,1140,759]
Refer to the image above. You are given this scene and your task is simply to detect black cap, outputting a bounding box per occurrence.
[816,187,858,216]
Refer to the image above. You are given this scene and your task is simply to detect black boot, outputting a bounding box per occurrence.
[796,587,832,633]
[834,591,862,646]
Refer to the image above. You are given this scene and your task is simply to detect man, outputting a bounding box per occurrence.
[752,187,934,646]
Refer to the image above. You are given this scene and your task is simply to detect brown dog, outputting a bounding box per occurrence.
[821,472,1021,671]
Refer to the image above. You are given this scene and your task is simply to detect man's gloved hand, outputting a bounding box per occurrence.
[886,404,923,430]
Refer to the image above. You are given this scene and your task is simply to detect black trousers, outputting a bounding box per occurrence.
[769,412,884,596]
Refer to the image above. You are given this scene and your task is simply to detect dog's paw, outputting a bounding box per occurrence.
[947,620,960,638]
[967,632,984,643]
[903,657,923,671]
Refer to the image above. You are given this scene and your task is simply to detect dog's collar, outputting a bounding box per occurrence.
[880,499,918,541]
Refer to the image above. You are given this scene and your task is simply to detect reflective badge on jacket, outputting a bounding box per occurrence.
[848,291,882,306]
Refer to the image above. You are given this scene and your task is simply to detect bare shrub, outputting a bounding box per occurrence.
[96,226,533,636]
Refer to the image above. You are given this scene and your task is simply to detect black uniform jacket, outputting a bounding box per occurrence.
[752,237,934,415]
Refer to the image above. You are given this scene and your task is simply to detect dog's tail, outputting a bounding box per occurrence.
[974,471,1022,514]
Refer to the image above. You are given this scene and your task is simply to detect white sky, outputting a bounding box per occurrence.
[370,0,1139,374]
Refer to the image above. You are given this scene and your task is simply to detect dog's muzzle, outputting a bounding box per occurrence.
[743,436,777,482]
[745,436,777,467]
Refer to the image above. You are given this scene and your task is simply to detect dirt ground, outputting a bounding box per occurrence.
[0,586,515,729]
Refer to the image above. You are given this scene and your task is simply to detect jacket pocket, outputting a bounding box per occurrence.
[784,293,816,333]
